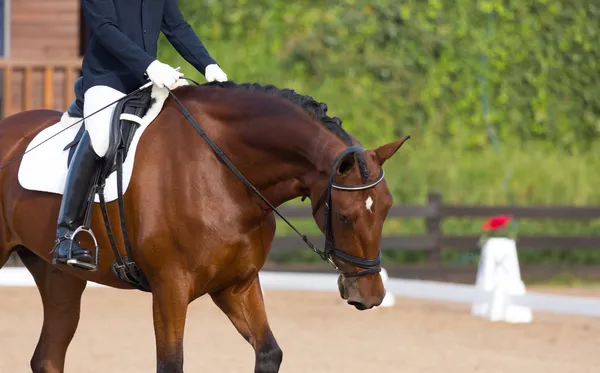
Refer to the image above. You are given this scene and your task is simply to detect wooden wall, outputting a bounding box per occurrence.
[1,0,82,117]
[10,0,80,59]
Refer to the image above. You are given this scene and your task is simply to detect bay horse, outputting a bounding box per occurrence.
[0,79,409,373]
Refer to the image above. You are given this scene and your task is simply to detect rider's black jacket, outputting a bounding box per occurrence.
[81,0,217,93]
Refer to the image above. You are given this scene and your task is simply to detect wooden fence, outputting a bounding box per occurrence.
[5,192,600,283]
[0,59,82,118]
[271,191,600,257]
[264,191,600,282]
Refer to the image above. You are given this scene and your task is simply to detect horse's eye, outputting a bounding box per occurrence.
[338,214,351,225]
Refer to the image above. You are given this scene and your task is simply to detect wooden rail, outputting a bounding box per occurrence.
[271,192,600,257]
[5,191,600,282]
[0,59,82,118]
[258,191,600,282]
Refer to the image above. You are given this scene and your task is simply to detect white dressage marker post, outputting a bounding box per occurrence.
[471,237,533,323]
[378,267,395,307]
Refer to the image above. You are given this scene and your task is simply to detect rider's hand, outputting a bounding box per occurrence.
[145,60,183,89]
[205,64,228,82]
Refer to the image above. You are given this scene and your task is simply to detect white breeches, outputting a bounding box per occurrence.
[83,85,126,157]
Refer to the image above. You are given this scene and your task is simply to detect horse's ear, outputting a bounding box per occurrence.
[373,135,410,166]
[336,153,356,176]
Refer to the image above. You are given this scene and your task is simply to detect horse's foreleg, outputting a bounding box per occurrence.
[18,249,87,373]
[0,233,11,268]
[151,279,191,373]
[211,275,283,373]
[0,246,9,268]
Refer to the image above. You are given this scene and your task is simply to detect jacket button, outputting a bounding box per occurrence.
[143,29,147,34]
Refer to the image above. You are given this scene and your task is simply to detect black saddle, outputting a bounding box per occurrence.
[63,77,154,178]
[63,76,155,292]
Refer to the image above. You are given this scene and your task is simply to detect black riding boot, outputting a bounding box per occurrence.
[52,131,101,271]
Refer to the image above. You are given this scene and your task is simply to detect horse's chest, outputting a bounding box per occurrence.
[189,212,275,271]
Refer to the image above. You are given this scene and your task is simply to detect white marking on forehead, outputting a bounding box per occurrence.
[365,196,374,212]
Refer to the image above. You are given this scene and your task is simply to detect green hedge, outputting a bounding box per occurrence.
[162,0,600,151]
[156,1,600,264]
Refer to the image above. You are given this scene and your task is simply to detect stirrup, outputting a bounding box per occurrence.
[65,226,100,271]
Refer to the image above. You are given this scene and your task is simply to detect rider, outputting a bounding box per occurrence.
[52,0,228,270]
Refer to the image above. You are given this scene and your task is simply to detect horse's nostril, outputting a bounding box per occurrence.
[347,300,367,310]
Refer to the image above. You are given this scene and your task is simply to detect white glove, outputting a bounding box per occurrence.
[146,60,183,89]
[205,64,228,82]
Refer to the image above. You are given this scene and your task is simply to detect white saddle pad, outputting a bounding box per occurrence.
[18,79,189,203]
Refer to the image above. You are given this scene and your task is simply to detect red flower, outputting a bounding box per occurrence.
[482,215,512,231]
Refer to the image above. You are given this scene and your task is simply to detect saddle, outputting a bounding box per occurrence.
[63,77,153,175]
[63,77,154,292]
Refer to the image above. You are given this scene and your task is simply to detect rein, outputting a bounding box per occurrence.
[165,80,384,277]
[0,76,385,278]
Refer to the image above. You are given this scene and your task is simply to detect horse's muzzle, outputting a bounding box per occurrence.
[337,274,348,300]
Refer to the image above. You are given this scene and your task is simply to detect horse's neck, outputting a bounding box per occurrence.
[231,117,347,208]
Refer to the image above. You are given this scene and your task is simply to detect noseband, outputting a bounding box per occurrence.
[309,146,385,278]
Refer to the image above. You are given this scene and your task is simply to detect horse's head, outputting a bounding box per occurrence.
[306,135,410,310]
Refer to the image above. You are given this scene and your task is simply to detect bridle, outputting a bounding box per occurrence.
[308,145,385,277]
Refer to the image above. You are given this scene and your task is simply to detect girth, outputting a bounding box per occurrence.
[97,88,154,292]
